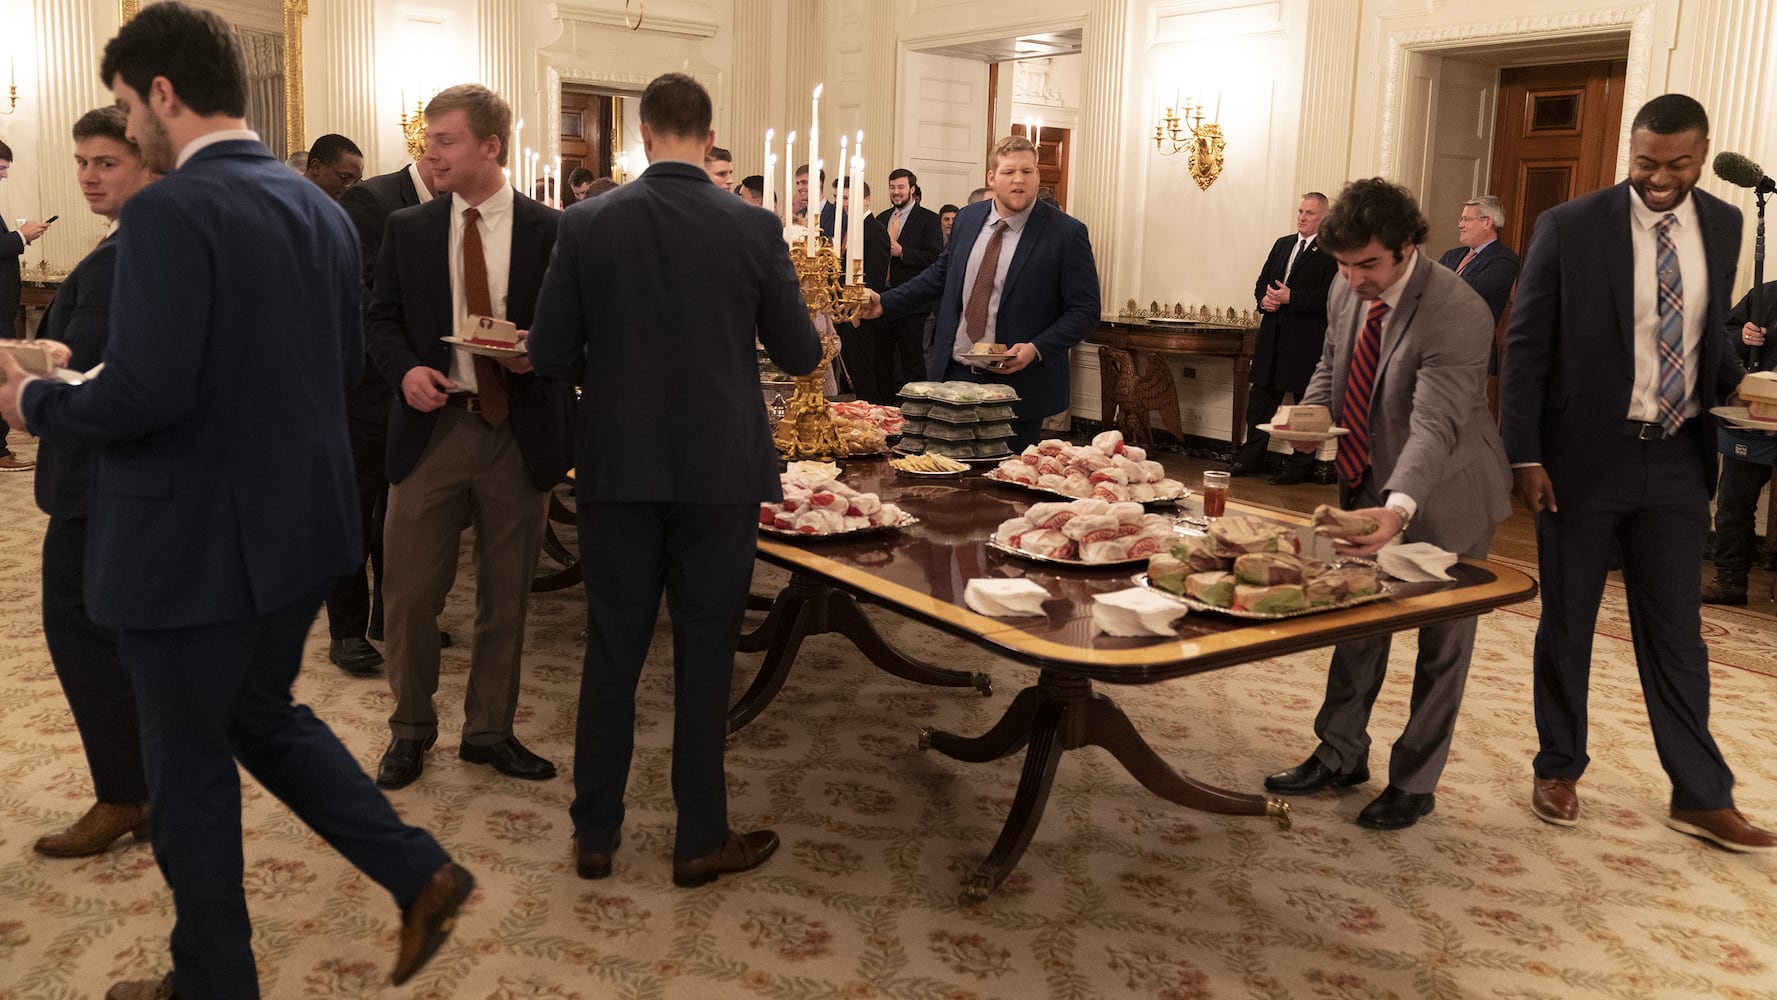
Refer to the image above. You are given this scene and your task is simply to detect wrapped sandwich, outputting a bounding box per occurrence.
[1232,551,1306,585]
[1147,553,1191,593]
[1304,564,1382,606]
[1311,504,1381,540]
[1233,583,1307,614]
[1209,515,1302,556]
[1171,532,1227,572]
[1184,571,1238,606]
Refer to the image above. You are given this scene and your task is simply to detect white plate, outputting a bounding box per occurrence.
[1710,406,1777,432]
[987,536,1153,570]
[441,336,527,358]
[952,350,1017,372]
[1258,423,1350,443]
[983,469,1190,506]
[759,511,919,540]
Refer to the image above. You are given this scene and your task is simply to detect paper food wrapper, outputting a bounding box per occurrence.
[964,578,1050,617]
[1376,541,1459,582]
[1092,587,1187,636]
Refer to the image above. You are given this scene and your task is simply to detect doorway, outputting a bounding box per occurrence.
[1488,59,1628,255]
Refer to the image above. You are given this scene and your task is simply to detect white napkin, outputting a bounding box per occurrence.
[1376,541,1459,582]
[1091,587,1188,636]
[964,578,1050,617]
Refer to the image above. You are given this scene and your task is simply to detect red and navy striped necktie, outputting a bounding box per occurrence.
[1336,300,1390,487]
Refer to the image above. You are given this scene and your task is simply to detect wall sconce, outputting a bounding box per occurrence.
[1154,96,1224,191]
[398,98,426,161]
[3,56,19,116]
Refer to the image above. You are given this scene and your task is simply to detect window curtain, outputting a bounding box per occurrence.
[236,27,286,161]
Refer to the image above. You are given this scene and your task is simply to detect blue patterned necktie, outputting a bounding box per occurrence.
[1654,213,1685,434]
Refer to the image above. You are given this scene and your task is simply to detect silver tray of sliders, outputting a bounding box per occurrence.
[1132,572,1391,620]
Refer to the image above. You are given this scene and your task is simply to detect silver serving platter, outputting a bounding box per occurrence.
[982,469,1190,506]
[759,512,920,541]
[986,536,1154,570]
[1130,572,1393,620]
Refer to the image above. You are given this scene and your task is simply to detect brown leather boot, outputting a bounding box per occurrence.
[1701,577,1748,606]
[34,802,151,857]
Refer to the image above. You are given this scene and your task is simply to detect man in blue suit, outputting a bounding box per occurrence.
[530,72,820,887]
[1502,93,1776,851]
[864,134,1100,449]
[1436,195,1521,325]
[0,6,471,995]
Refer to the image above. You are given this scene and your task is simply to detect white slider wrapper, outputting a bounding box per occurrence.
[1091,587,1188,636]
[1375,541,1459,583]
[964,578,1050,617]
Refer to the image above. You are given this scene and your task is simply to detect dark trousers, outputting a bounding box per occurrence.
[884,311,930,390]
[122,587,449,999]
[570,500,756,860]
[42,515,148,804]
[839,317,893,404]
[324,416,388,639]
[1233,383,1313,470]
[1711,453,1770,581]
[1530,428,1734,810]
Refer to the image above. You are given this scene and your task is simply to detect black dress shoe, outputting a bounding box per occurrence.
[1356,786,1436,830]
[377,734,436,789]
[329,637,385,675]
[575,831,622,879]
[1227,461,1266,477]
[672,829,780,887]
[459,737,556,781]
[1263,755,1370,795]
[1267,463,1312,485]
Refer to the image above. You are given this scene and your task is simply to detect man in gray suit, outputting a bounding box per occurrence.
[1263,178,1512,830]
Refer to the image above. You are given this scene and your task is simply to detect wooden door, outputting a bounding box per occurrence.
[1010,122,1069,212]
[559,87,616,205]
[1488,60,1626,254]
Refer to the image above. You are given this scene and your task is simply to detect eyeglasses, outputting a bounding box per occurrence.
[313,159,360,189]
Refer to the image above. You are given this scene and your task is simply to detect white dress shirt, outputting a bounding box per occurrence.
[1284,234,1315,280]
[446,184,515,393]
[174,128,260,170]
[952,200,1036,355]
[407,162,435,204]
[1627,185,1708,423]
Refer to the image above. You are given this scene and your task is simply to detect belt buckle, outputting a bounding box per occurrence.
[1629,421,1661,441]
[464,394,483,413]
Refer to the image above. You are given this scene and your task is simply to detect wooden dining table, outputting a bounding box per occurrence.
[738,458,1538,903]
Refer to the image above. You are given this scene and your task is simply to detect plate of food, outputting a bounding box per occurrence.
[1711,406,1777,432]
[1257,404,1346,443]
[1132,571,1391,619]
[987,536,1152,570]
[441,335,527,358]
[983,468,1189,505]
[954,344,1016,371]
[890,454,970,478]
[1257,422,1349,443]
[760,510,920,540]
[989,500,1180,569]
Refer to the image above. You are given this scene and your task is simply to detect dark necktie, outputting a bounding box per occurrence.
[1654,214,1685,433]
[1336,300,1390,487]
[1456,248,1477,274]
[1285,237,1307,280]
[460,206,509,428]
[962,220,1007,343]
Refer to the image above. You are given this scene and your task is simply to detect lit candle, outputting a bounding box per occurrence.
[554,155,562,208]
[531,151,540,198]
[1034,118,1043,149]
[513,118,523,181]
[836,133,849,253]
[1214,93,1221,122]
[763,128,775,217]
[808,84,822,256]
[847,151,865,284]
[523,147,533,197]
[782,131,796,227]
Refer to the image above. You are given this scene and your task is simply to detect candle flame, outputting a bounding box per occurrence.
[813,83,823,99]
[766,128,774,140]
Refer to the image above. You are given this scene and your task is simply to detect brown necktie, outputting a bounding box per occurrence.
[1456,249,1477,274]
[460,206,509,427]
[962,219,1006,343]
[888,210,904,241]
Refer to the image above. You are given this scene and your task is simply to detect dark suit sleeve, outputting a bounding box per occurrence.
[901,210,942,271]
[880,236,953,319]
[1254,238,1283,308]
[1499,217,1561,465]
[1287,252,1334,314]
[1469,251,1521,324]
[1030,221,1102,361]
[338,183,386,292]
[752,212,821,377]
[55,251,117,372]
[0,229,22,256]
[365,218,423,391]
[863,215,891,294]
[527,220,589,386]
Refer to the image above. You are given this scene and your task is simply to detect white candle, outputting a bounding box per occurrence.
[836,133,849,249]
[1034,118,1042,148]
[513,118,523,181]
[848,152,865,283]
[763,128,775,216]
[554,155,562,208]
[808,84,822,256]
[783,131,796,226]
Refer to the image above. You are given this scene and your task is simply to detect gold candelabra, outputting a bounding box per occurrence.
[398,100,427,162]
[772,238,875,461]
[1154,100,1225,191]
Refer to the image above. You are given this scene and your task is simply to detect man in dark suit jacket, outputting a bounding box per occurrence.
[0,7,470,995]
[835,179,895,402]
[866,135,1100,450]
[27,106,155,861]
[1502,93,1776,851]
[1231,192,1339,483]
[0,138,52,470]
[1436,194,1521,325]
[1263,179,1511,831]
[1703,280,1777,604]
[322,159,434,675]
[529,72,820,886]
[366,84,572,791]
[877,168,944,387]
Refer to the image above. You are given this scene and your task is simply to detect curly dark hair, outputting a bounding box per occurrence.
[1316,177,1429,261]
[100,1,247,118]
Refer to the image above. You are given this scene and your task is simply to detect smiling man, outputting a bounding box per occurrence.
[862,134,1099,449]
[1502,93,1776,851]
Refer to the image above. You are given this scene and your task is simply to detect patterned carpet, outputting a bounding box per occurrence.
[1,431,1775,999]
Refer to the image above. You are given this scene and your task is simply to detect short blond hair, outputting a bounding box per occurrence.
[425,84,513,167]
[989,134,1037,170]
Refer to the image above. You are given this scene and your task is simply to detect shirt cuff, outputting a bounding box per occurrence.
[1509,462,1542,469]
[1383,492,1417,521]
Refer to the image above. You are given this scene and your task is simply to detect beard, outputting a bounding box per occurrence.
[136,107,176,174]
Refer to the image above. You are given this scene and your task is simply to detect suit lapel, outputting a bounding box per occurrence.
[1329,288,1364,417]
[1001,202,1050,300]
[1603,184,1636,358]
[947,208,988,303]
[1374,252,1433,378]
[422,199,454,340]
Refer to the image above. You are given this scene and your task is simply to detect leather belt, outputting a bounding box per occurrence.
[1623,419,1669,440]
[443,393,484,413]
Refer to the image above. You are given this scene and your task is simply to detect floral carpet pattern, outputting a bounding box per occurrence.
[0,434,1775,999]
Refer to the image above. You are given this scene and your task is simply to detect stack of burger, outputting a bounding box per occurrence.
[1147,514,1379,613]
[986,429,1188,502]
[994,498,1178,563]
[759,467,906,535]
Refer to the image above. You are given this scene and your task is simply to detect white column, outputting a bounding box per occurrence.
[1294,0,1362,195]
[730,0,774,180]
[1072,0,1133,305]
[25,0,108,272]
[310,0,379,167]
[862,0,896,187]
[478,0,523,173]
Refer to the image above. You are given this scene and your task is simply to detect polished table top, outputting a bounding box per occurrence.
[756,458,1538,682]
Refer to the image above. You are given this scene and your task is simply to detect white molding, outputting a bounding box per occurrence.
[548,3,718,40]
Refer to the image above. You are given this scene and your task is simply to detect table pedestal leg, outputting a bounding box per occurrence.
[921,669,1289,904]
[730,570,993,733]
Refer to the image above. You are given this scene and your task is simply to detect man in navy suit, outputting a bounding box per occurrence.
[529,72,820,887]
[877,168,945,388]
[1502,93,1776,851]
[367,84,572,791]
[864,134,1100,449]
[0,138,53,470]
[0,6,471,996]
[1436,195,1521,325]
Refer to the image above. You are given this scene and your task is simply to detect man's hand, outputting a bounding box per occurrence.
[1743,322,1767,347]
[1267,280,1292,307]
[856,288,883,324]
[498,333,533,373]
[1514,466,1558,513]
[0,351,36,428]
[401,366,457,412]
[890,238,903,258]
[1329,505,1401,558]
[989,342,1037,375]
[20,220,50,243]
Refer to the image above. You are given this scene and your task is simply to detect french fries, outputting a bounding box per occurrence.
[891,453,968,474]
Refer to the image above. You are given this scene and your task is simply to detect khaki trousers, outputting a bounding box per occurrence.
[383,406,548,745]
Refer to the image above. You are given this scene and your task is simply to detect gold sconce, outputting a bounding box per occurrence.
[3,55,20,116]
[1154,97,1225,191]
[398,100,426,161]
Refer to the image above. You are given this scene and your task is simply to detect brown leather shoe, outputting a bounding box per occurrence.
[35,802,151,857]
[672,830,779,888]
[391,861,475,985]
[1667,808,1777,852]
[575,831,621,880]
[105,975,174,999]
[1701,577,1749,605]
[1531,777,1579,826]
[0,455,34,472]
